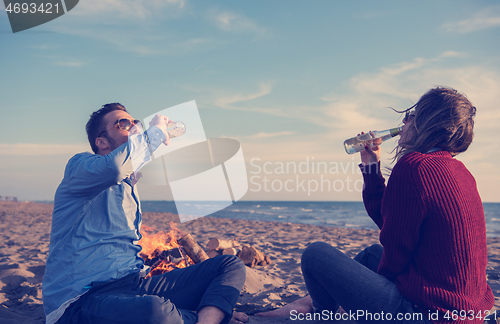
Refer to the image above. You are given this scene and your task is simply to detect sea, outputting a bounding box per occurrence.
[140,201,500,238]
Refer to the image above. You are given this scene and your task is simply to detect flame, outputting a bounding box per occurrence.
[138,222,194,278]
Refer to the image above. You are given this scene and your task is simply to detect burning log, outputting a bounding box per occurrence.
[140,222,272,275]
[238,245,272,268]
[160,248,184,264]
[143,247,193,276]
[139,224,197,277]
[179,234,209,264]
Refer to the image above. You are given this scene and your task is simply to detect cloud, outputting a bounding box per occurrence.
[245,53,499,201]
[208,52,499,140]
[54,60,86,67]
[320,52,500,134]
[246,131,295,139]
[42,1,225,56]
[0,143,91,200]
[351,10,393,20]
[217,51,483,128]
[30,44,59,50]
[441,6,500,33]
[209,10,266,34]
[46,23,217,56]
[205,51,499,149]
[43,3,265,57]
[0,143,90,156]
[214,83,274,110]
[212,52,500,175]
[71,0,185,20]
[311,52,500,202]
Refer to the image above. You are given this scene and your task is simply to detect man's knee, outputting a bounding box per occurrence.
[218,254,246,287]
[146,296,184,324]
[218,254,246,274]
[219,254,243,266]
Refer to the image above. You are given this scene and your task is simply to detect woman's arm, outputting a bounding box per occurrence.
[360,139,386,229]
[360,162,386,229]
[376,156,426,280]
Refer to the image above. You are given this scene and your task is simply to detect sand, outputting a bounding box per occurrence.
[1,200,499,324]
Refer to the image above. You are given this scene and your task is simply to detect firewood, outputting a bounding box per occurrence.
[222,247,241,256]
[159,248,183,264]
[207,249,220,258]
[207,238,240,251]
[238,245,266,268]
[179,234,209,263]
[263,254,272,266]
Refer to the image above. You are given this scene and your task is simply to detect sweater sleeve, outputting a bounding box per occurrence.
[360,162,386,229]
[376,157,427,281]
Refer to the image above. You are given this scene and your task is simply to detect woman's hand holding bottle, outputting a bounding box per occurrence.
[360,132,382,166]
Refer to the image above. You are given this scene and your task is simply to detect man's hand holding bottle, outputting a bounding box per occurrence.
[149,114,171,146]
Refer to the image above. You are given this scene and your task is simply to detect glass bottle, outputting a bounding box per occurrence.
[343,127,402,154]
[166,121,186,138]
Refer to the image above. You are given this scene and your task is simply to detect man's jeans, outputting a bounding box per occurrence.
[57,255,246,324]
[301,242,432,324]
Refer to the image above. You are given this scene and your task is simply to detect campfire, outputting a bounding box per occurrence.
[138,223,208,278]
[138,223,271,278]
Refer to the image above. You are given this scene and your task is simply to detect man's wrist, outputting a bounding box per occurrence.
[147,125,167,142]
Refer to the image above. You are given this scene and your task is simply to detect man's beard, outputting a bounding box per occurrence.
[104,134,119,152]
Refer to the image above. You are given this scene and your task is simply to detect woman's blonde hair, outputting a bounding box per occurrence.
[395,87,476,160]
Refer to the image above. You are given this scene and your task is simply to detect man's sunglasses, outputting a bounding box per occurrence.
[98,118,143,137]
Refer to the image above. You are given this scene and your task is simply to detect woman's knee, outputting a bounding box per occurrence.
[302,241,341,266]
[353,244,383,272]
[354,244,382,260]
[366,243,383,255]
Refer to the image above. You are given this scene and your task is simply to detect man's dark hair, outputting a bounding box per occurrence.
[86,103,127,154]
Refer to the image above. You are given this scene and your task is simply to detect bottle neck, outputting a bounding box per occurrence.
[389,126,402,137]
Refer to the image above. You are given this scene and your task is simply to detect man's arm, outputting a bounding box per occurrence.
[66,125,167,196]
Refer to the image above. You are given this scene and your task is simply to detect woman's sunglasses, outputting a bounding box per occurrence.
[403,109,416,124]
[98,118,143,137]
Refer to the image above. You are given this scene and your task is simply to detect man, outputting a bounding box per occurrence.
[42,103,247,324]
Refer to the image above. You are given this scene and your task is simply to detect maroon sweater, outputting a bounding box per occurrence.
[361,151,494,324]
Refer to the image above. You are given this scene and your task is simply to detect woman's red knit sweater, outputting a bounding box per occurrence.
[361,151,494,324]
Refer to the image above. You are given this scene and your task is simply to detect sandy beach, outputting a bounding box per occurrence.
[1,200,499,324]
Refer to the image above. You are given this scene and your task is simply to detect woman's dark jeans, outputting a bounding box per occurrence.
[301,242,432,324]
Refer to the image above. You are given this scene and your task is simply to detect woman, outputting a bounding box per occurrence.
[257,87,494,323]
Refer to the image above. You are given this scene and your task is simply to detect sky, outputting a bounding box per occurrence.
[1,0,499,202]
